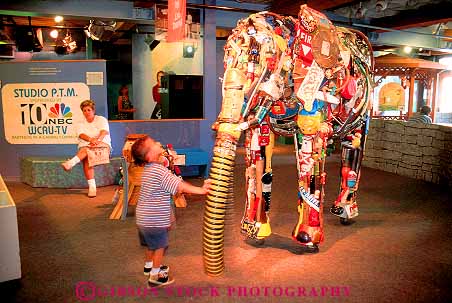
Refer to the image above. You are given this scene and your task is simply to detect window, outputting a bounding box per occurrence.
[438,57,452,113]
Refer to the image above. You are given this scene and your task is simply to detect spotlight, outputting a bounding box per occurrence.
[144,34,160,51]
[63,31,77,53]
[149,40,160,51]
[403,46,412,54]
[183,43,195,58]
[54,16,64,23]
[50,29,59,39]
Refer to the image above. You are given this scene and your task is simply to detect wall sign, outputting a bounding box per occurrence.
[2,82,90,144]
[167,0,186,42]
[378,82,405,111]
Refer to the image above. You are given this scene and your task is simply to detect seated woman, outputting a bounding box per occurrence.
[62,100,112,197]
[117,84,136,120]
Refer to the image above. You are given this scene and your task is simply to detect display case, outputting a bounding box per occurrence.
[160,74,203,119]
[0,174,21,282]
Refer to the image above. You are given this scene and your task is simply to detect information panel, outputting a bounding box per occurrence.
[2,82,90,144]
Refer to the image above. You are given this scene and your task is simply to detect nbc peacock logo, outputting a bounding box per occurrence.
[48,103,72,118]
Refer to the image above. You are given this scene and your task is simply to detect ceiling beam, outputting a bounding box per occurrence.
[270,0,358,15]
[370,1,452,30]
[0,0,153,24]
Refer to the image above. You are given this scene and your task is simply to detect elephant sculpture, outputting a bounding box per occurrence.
[202,5,374,276]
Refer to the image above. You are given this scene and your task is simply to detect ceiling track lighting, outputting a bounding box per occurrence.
[63,30,77,52]
[84,20,116,41]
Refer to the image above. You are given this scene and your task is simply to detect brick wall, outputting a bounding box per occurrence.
[363,119,452,189]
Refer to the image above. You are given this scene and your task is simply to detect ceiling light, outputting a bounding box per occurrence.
[183,43,196,58]
[403,46,412,54]
[63,31,77,53]
[406,0,419,7]
[0,29,15,45]
[355,2,367,19]
[355,7,367,19]
[50,29,59,39]
[375,0,388,13]
[55,30,77,55]
[54,16,64,23]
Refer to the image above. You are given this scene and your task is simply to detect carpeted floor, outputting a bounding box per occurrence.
[2,145,452,303]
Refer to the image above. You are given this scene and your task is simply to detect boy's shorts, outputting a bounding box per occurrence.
[138,226,169,250]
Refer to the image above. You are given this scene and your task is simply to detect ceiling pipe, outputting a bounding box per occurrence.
[352,23,452,41]
[186,2,264,14]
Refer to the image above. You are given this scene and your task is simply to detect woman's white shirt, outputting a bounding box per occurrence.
[76,115,111,149]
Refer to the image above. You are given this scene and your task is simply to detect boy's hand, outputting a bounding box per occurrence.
[202,179,212,193]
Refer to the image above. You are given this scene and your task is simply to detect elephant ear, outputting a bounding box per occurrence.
[311,27,340,69]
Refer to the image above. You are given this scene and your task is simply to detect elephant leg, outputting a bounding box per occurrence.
[330,141,362,223]
[292,134,326,252]
[241,129,258,233]
[240,126,273,240]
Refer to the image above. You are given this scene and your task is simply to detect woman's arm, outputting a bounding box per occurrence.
[79,133,98,145]
[96,129,109,141]
[117,96,124,113]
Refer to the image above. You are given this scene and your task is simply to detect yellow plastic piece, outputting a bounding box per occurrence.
[218,123,242,139]
[256,220,272,239]
[274,34,287,52]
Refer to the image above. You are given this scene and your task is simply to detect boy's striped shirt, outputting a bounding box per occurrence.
[136,163,182,228]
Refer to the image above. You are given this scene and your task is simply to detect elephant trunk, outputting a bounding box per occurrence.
[202,129,238,276]
[203,68,245,276]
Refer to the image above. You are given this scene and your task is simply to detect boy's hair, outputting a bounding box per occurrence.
[131,136,150,166]
[420,105,431,115]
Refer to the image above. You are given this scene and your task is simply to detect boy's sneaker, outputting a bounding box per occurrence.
[148,265,171,286]
[143,267,152,276]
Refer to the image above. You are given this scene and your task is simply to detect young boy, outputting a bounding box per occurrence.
[131,135,211,286]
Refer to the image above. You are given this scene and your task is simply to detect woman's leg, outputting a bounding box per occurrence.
[82,159,96,197]
[82,157,94,180]
[76,147,88,161]
[61,147,88,171]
